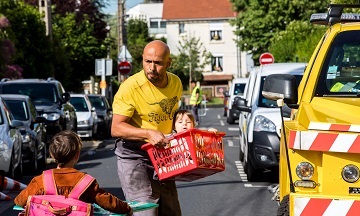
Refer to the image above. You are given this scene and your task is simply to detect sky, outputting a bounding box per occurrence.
[103,0,143,15]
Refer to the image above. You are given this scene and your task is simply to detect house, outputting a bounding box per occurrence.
[163,0,253,97]
[126,2,166,39]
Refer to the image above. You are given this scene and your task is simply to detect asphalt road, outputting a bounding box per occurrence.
[1,108,280,216]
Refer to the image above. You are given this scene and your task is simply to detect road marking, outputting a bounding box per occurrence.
[220,120,224,126]
[228,140,233,147]
[228,127,239,131]
[217,115,221,119]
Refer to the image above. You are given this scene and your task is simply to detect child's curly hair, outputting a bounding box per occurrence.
[49,130,82,167]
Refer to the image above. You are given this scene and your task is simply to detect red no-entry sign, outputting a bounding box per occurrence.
[118,61,132,75]
[259,53,274,65]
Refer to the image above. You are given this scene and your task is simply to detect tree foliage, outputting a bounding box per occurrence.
[269,21,327,63]
[0,0,53,79]
[230,0,326,64]
[126,18,153,75]
[170,35,211,90]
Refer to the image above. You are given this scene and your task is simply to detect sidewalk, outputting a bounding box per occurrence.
[0,140,102,214]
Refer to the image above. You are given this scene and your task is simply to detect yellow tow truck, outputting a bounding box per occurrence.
[263,4,360,216]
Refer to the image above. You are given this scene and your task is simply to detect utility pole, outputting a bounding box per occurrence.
[118,0,125,53]
[39,0,52,40]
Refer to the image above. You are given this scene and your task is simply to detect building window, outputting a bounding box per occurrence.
[211,56,223,72]
[160,21,166,28]
[179,23,185,34]
[150,21,158,28]
[210,30,222,41]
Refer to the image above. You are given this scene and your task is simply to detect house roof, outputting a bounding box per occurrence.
[163,0,236,20]
[203,74,233,81]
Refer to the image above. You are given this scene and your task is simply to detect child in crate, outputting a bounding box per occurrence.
[171,109,217,133]
[14,130,133,216]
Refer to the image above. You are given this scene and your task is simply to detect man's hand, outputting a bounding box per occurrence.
[146,129,169,148]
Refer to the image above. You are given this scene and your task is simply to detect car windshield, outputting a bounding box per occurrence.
[258,75,303,107]
[316,31,360,96]
[233,83,246,96]
[88,96,106,110]
[70,97,89,112]
[2,83,57,105]
[4,100,29,121]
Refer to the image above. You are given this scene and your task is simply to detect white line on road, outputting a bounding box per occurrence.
[228,127,239,131]
[235,160,272,187]
[228,140,233,147]
[217,115,221,119]
[220,120,224,126]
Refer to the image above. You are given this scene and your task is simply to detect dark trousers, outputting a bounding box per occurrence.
[191,104,200,123]
[117,156,182,216]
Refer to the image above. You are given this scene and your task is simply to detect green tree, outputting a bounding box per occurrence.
[0,0,53,79]
[269,21,327,63]
[230,0,324,64]
[126,18,153,75]
[170,35,211,90]
[52,13,106,91]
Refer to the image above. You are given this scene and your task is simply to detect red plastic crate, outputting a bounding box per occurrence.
[141,129,226,182]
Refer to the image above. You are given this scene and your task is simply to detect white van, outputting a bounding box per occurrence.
[226,77,248,124]
[235,62,306,181]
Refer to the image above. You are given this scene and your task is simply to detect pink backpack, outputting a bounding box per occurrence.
[22,169,95,216]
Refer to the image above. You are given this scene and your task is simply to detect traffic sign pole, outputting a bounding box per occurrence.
[101,59,106,96]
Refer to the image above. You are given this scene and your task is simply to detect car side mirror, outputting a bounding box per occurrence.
[234,97,251,113]
[262,74,298,105]
[62,92,71,103]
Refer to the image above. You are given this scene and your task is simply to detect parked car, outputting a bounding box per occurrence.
[2,94,47,173]
[235,62,306,181]
[226,77,249,124]
[0,96,23,180]
[0,78,77,144]
[87,94,112,139]
[70,94,98,139]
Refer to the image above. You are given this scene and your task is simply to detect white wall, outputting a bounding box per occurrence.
[166,20,251,78]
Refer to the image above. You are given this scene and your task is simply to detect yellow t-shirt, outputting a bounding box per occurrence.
[113,70,183,135]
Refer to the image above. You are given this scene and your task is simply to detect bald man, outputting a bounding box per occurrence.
[111,40,183,216]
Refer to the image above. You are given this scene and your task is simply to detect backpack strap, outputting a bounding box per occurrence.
[43,169,58,195]
[68,174,95,199]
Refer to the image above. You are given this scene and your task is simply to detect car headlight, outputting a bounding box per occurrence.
[42,113,60,121]
[342,165,360,183]
[78,120,88,125]
[296,162,314,180]
[254,115,276,132]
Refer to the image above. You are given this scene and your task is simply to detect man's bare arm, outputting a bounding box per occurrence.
[111,114,168,146]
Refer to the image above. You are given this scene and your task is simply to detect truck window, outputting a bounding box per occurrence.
[316,31,360,95]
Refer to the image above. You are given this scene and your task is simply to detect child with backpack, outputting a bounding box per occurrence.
[14,130,133,216]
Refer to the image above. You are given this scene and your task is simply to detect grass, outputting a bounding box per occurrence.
[206,97,225,105]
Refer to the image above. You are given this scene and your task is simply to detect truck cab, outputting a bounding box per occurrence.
[263,4,360,215]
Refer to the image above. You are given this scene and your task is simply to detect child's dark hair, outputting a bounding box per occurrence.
[49,130,82,167]
[172,109,195,132]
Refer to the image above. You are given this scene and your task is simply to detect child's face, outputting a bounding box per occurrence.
[174,114,194,132]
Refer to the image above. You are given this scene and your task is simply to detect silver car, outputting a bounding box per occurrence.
[70,94,98,139]
[0,96,23,179]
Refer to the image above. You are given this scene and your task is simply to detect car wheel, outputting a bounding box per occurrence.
[227,115,234,124]
[37,142,47,171]
[239,145,244,162]
[277,195,289,216]
[9,149,23,180]
[245,159,258,182]
[27,145,38,174]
